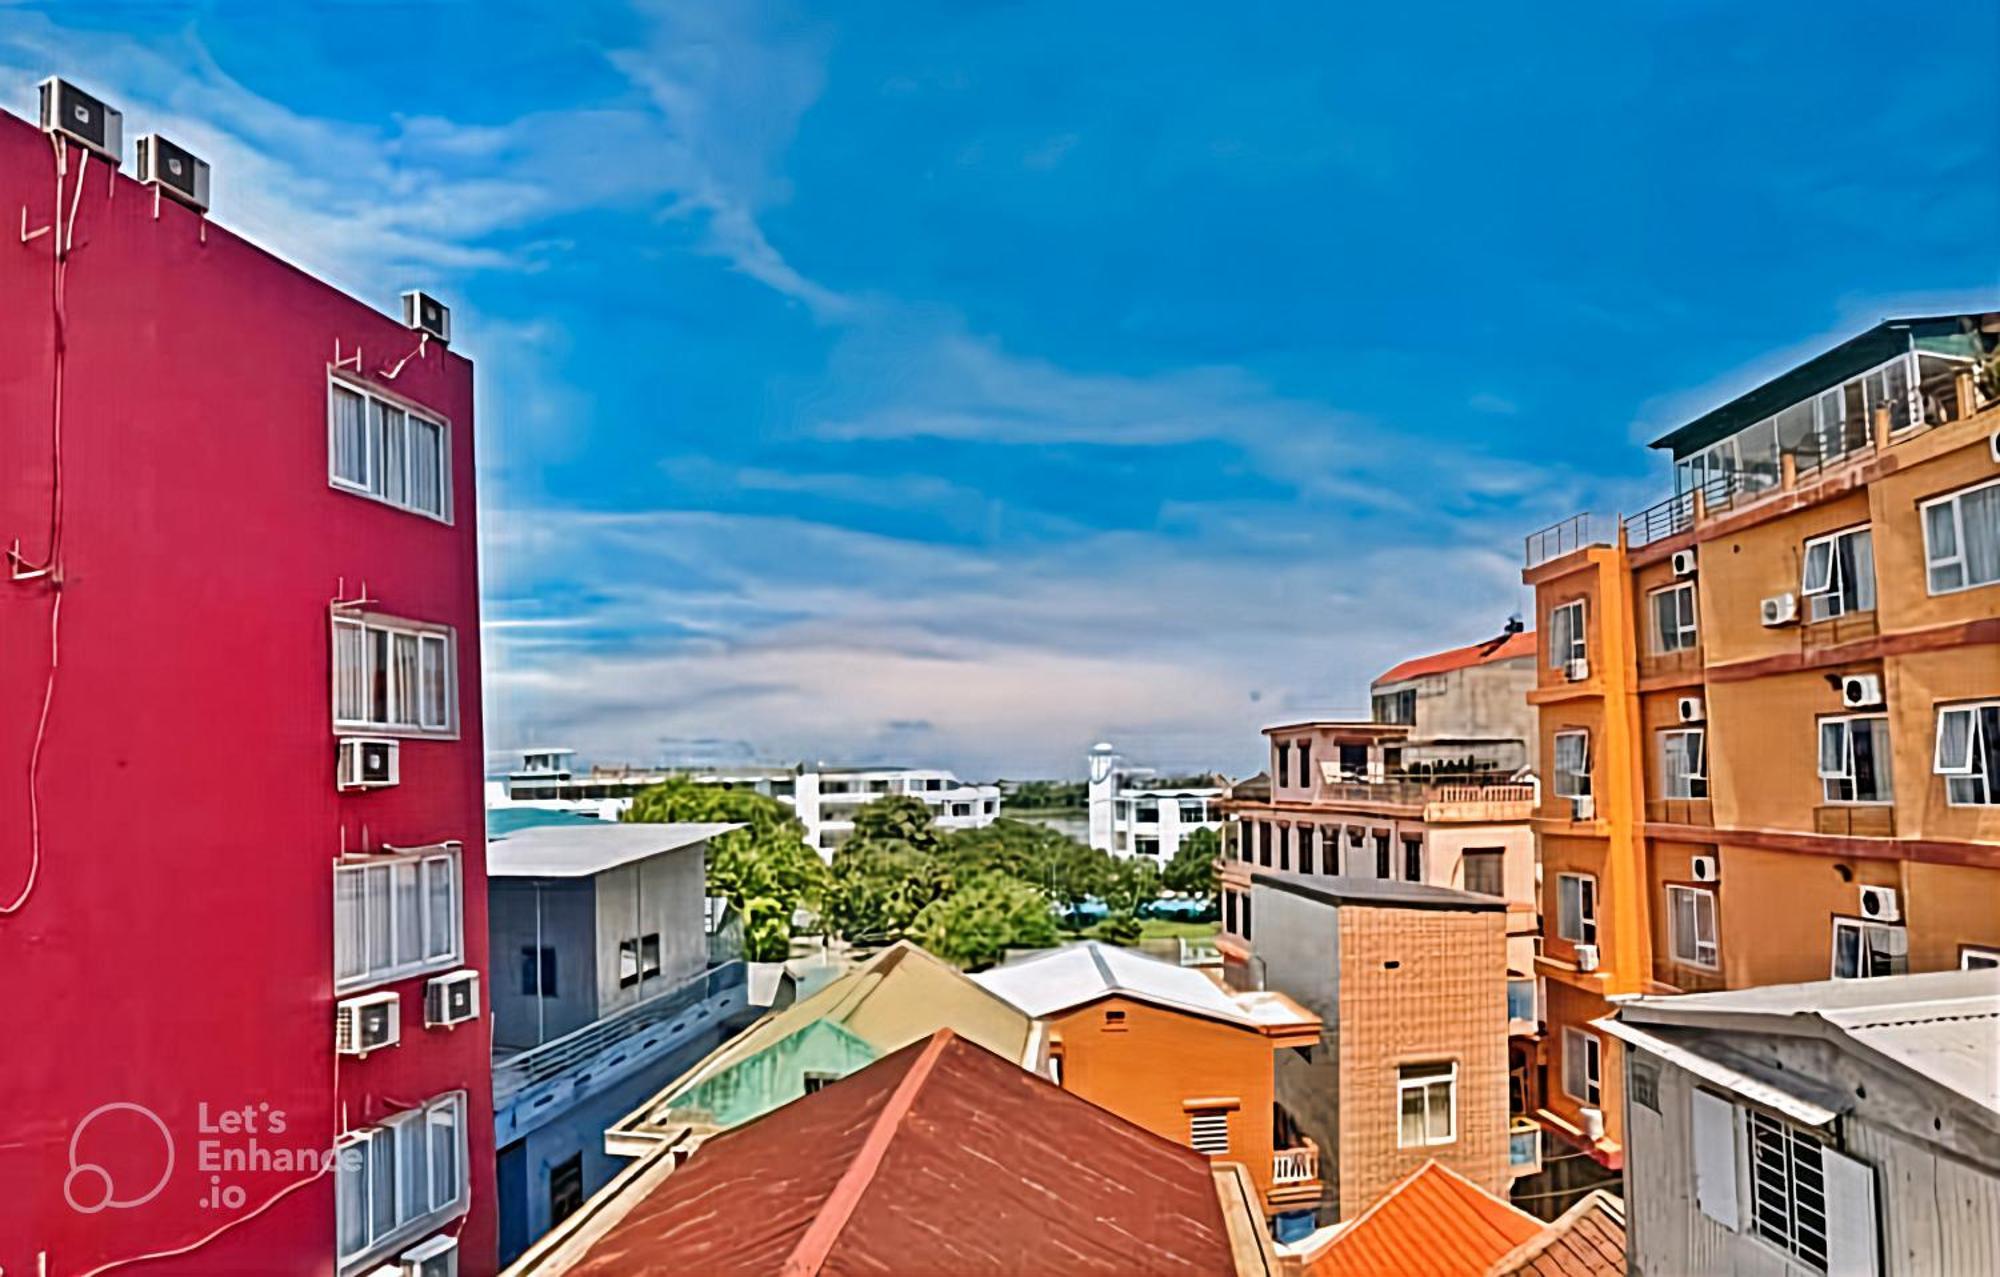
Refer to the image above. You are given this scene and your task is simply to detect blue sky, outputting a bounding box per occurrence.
[5,2,1995,777]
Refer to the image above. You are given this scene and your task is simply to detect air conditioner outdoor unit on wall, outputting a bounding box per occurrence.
[1574,943,1600,972]
[1580,1106,1606,1141]
[1671,549,1698,577]
[399,1234,459,1277]
[401,290,452,345]
[1571,795,1596,821]
[1690,854,1718,883]
[1678,695,1706,723]
[38,77,122,163]
[425,970,479,1029]
[335,992,400,1057]
[1760,593,1799,627]
[1565,658,1590,682]
[1841,674,1884,710]
[337,738,400,790]
[134,134,210,212]
[1858,885,1900,923]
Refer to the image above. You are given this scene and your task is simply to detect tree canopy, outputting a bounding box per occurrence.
[1162,827,1220,901]
[912,873,1060,969]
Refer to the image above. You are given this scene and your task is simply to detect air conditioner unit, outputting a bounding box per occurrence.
[134,134,210,212]
[1671,549,1698,578]
[1690,854,1718,883]
[1858,885,1900,924]
[1574,943,1600,973]
[1760,593,1799,627]
[398,1235,459,1277]
[335,992,400,1057]
[1580,1106,1606,1142]
[425,970,479,1029]
[1571,795,1596,821]
[401,291,452,345]
[38,77,122,163]
[1677,695,1706,723]
[1565,658,1590,682]
[1990,428,2000,464]
[1840,674,1884,710]
[337,738,400,791]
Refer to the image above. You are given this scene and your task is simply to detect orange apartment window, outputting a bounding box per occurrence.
[1936,702,2000,806]
[1549,599,1587,673]
[1649,582,1698,653]
[1667,885,1719,968]
[1556,873,1597,946]
[1552,731,1591,800]
[1561,1029,1601,1105]
[1800,525,1875,621]
[1819,715,1893,804]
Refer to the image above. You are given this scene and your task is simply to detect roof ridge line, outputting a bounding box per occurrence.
[777,1029,955,1277]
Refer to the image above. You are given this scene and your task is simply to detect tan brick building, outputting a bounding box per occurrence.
[1245,872,1511,1226]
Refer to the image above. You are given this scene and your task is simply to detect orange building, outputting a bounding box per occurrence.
[969,942,1323,1231]
[1519,313,2000,1189]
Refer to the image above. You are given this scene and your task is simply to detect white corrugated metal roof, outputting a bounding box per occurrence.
[973,941,1254,1024]
[1616,968,2000,1116]
[486,822,741,878]
[1594,1017,1844,1126]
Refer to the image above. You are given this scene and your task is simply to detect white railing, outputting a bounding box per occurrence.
[1272,1142,1318,1186]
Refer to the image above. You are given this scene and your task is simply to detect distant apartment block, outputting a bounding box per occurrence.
[1603,969,1998,1277]
[0,88,493,1275]
[1519,313,2000,1190]
[972,941,1323,1230]
[485,822,751,1265]
[490,749,1000,856]
[1087,741,1227,859]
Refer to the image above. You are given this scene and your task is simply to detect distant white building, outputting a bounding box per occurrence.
[487,751,1000,859]
[1086,742,1224,861]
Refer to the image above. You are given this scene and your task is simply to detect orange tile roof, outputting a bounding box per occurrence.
[1305,1161,1543,1277]
[1375,630,1536,686]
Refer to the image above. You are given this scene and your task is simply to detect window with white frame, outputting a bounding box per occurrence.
[1650,582,1698,653]
[1818,715,1893,803]
[1935,701,2000,806]
[1396,1061,1456,1147]
[335,1091,467,1265]
[1921,477,2000,595]
[1832,917,1908,979]
[1549,599,1586,668]
[329,380,451,520]
[333,616,456,735]
[1187,1108,1231,1156]
[1800,526,1875,621]
[1659,728,1707,800]
[1693,1092,1881,1274]
[334,848,462,992]
[1561,1028,1601,1105]
[1556,873,1597,946]
[1668,884,1719,968]
[1552,731,1591,799]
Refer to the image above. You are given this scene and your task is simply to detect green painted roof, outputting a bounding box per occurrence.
[1649,313,1994,459]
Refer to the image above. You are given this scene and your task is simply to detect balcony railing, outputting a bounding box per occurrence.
[1525,512,1615,568]
[1272,1142,1319,1186]
[1317,779,1536,809]
[1646,797,1713,827]
[1815,805,1896,837]
[1802,610,1879,648]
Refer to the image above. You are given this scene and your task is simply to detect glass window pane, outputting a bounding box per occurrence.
[364,866,391,973]
[1963,486,2000,588]
[1802,539,1834,594]
[1937,709,1976,773]
[411,419,444,516]
[393,862,421,968]
[393,634,421,726]
[397,1116,429,1226]
[331,386,369,488]
[1399,1088,1424,1145]
[367,628,390,724]
[367,1130,395,1242]
[334,623,368,723]
[425,857,456,960]
[336,1143,367,1257]
[420,634,449,729]
[430,1100,461,1209]
[335,869,366,983]
[1426,1081,1451,1140]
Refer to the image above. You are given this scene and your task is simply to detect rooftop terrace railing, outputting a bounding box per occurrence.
[1524,512,1616,569]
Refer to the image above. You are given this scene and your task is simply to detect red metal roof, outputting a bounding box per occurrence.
[1305,1161,1543,1277]
[1374,630,1537,686]
[564,1029,1241,1275]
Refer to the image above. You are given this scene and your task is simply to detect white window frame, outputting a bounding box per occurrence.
[334,846,463,993]
[1396,1061,1457,1147]
[336,1090,469,1270]
[1817,714,1893,804]
[1561,1028,1601,1105]
[327,375,453,523]
[1659,728,1708,800]
[1556,872,1597,946]
[1552,730,1591,799]
[1667,884,1719,969]
[1920,477,2000,596]
[1831,916,1908,980]
[1650,582,1698,653]
[1934,701,1999,806]
[1549,599,1587,667]
[1800,525,1875,621]
[333,613,459,738]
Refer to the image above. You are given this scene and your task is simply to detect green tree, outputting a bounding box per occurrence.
[823,839,955,944]
[1163,827,1220,902]
[1103,855,1161,917]
[1088,911,1143,946]
[913,873,1060,969]
[939,819,1114,926]
[849,794,944,853]
[624,777,826,959]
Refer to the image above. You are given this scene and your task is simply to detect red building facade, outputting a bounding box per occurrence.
[0,96,494,1276]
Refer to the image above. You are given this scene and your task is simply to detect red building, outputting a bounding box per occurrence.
[0,86,493,1275]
